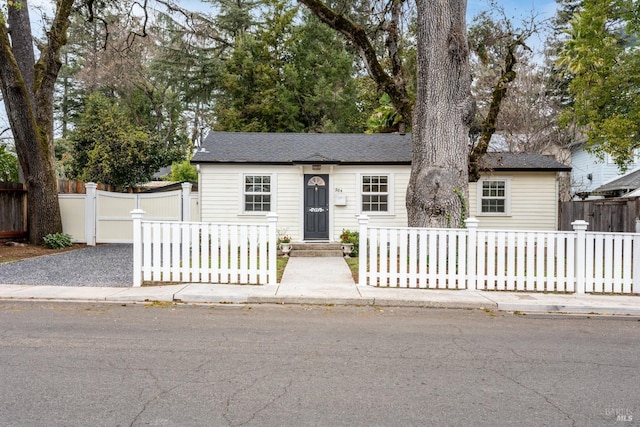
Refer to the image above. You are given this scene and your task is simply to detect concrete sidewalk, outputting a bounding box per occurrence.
[1,257,639,316]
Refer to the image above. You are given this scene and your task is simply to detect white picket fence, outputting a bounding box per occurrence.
[357,216,640,294]
[132,210,278,287]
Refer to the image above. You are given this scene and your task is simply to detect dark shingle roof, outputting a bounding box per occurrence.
[479,152,571,171]
[593,168,640,194]
[192,132,412,164]
[192,132,571,171]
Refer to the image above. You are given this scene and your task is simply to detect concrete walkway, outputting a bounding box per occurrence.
[0,256,639,315]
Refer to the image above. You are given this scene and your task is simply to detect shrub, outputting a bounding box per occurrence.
[340,229,359,256]
[43,233,73,249]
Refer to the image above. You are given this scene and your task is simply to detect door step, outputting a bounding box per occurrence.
[288,242,344,257]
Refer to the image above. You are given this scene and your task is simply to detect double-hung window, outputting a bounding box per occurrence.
[478,178,509,215]
[244,175,271,212]
[361,175,389,213]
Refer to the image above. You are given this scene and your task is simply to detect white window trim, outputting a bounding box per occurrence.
[476,177,511,217]
[241,173,275,215]
[358,172,394,215]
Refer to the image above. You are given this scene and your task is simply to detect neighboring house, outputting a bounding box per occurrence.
[591,168,640,198]
[570,144,640,199]
[191,132,571,241]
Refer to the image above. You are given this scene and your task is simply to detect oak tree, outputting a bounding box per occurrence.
[0,0,73,243]
[300,0,474,227]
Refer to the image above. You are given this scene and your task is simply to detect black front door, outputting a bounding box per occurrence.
[304,174,329,240]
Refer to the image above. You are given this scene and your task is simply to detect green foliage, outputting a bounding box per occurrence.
[166,159,198,182]
[212,5,368,132]
[0,145,19,183]
[366,94,406,134]
[559,0,640,170]
[69,93,166,190]
[454,187,467,228]
[43,233,73,249]
[340,229,359,256]
[54,137,74,179]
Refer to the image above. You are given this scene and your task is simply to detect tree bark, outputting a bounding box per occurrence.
[405,0,474,228]
[468,36,522,182]
[0,1,74,243]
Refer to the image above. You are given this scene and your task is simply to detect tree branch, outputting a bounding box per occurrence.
[297,0,413,123]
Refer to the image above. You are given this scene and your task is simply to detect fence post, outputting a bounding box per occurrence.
[266,212,278,286]
[84,183,97,246]
[131,209,145,287]
[358,215,369,286]
[181,182,192,221]
[465,217,479,291]
[571,220,589,295]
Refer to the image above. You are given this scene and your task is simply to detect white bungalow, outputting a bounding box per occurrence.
[191,132,570,241]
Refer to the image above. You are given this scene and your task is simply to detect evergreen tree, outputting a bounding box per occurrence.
[69,94,165,190]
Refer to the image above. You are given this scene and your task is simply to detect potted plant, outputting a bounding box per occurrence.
[340,229,356,258]
[279,234,292,257]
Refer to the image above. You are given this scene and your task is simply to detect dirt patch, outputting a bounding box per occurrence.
[0,242,87,263]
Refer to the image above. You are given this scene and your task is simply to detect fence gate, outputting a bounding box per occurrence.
[58,182,196,245]
[95,190,183,243]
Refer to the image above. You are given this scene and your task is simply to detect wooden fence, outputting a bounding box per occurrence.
[358,216,640,294]
[57,179,142,194]
[131,211,278,287]
[0,182,27,239]
[559,198,640,232]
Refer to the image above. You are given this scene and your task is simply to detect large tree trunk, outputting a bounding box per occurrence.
[0,1,73,243]
[406,0,474,228]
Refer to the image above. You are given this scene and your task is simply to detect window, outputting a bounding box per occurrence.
[361,175,388,212]
[478,179,509,215]
[244,175,271,212]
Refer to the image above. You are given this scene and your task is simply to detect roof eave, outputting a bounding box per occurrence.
[483,167,572,172]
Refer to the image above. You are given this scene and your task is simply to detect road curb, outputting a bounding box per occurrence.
[497,303,640,316]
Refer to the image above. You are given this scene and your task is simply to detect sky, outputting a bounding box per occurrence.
[468,0,558,18]
[468,0,559,55]
[1,0,560,140]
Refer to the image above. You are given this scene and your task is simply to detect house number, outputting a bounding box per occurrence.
[309,208,324,213]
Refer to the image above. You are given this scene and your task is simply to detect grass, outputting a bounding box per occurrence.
[277,256,288,282]
[344,257,359,283]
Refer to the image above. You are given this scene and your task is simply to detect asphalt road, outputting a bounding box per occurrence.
[0,302,638,426]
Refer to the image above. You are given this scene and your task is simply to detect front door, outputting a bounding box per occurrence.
[304,174,329,240]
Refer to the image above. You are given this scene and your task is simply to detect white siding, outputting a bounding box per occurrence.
[331,166,409,239]
[199,165,302,238]
[199,164,562,237]
[570,147,640,197]
[469,172,558,230]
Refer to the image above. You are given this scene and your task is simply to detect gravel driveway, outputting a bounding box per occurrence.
[0,244,132,287]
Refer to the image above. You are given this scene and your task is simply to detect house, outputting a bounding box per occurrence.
[570,144,640,199]
[590,168,640,198]
[191,132,571,241]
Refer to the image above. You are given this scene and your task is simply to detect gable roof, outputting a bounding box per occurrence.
[192,132,571,171]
